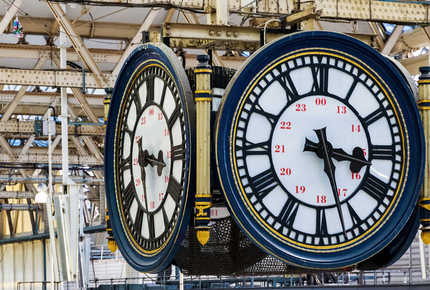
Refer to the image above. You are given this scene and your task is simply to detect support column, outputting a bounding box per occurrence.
[194,55,212,245]
[59,3,69,186]
[99,185,106,224]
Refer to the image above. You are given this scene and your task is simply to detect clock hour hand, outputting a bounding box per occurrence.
[136,138,166,176]
[145,150,166,176]
[313,127,348,239]
[304,139,371,173]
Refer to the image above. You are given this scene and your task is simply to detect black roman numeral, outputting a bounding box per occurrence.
[278,74,299,102]
[238,140,270,156]
[362,108,385,126]
[171,144,185,161]
[346,203,365,238]
[119,156,131,172]
[130,88,141,109]
[310,64,329,94]
[134,208,144,236]
[370,145,396,161]
[247,169,278,196]
[361,174,392,203]
[123,127,133,136]
[252,103,277,125]
[344,79,358,102]
[146,76,155,102]
[167,176,182,204]
[346,202,362,227]
[122,182,135,212]
[162,207,170,229]
[315,208,328,238]
[167,105,182,130]
[148,214,155,239]
[159,82,168,107]
[279,198,299,226]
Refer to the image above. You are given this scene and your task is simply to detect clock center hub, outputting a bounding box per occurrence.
[131,104,171,213]
[271,96,369,208]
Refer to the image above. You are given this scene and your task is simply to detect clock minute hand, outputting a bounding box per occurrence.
[314,128,348,239]
[137,138,150,211]
[304,139,371,173]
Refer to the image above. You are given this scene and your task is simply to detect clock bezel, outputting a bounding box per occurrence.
[215,31,425,269]
[105,43,195,272]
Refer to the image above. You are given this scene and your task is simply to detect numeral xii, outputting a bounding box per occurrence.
[310,63,329,93]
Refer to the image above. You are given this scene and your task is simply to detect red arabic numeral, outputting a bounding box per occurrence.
[295,104,306,112]
[351,172,361,180]
[295,186,305,193]
[280,121,292,129]
[280,168,292,176]
[337,106,347,114]
[337,189,347,196]
[275,145,285,153]
[315,98,326,106]
[352,124,361,132]
[317,195,327,203]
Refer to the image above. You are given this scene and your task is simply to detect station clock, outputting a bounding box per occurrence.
[215,31,425,269]
[105,43,195,272]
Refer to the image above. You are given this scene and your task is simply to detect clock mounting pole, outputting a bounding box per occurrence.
[194,55,213,246]
[418,67,430,279]
[418,67,430,245]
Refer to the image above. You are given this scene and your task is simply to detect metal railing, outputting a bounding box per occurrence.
[16,281,61,290]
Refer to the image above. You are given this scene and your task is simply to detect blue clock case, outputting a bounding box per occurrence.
[105,43,195,273]
[215,31,425,269]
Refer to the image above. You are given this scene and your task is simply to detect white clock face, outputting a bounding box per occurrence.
[233,53,403,248]
[118,65,186,248]
[270,96,368,207]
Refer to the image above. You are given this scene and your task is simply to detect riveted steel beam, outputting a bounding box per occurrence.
[47,0,430,24]
[0,152,100,165]
[162,22,267,51]
[0,92,104,107]
[0,120,104,137]
[0,68,114,88]
[47,0,204,9]
[318,0,430,24]
[1,57,47,123]
[179,10,225,67]
[0,176,103,186]
[0,44,123,63]
[0,16,144,40]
